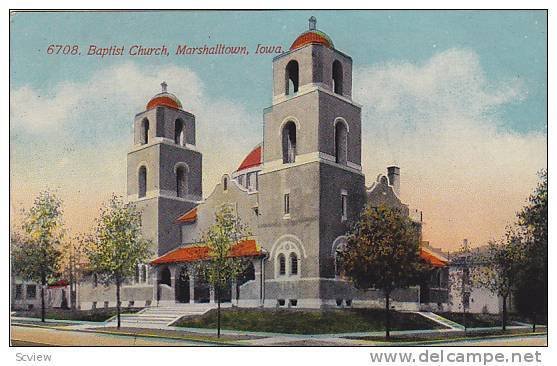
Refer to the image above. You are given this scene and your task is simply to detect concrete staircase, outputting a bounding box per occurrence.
[109,303,223,328]
[416,311,465,330]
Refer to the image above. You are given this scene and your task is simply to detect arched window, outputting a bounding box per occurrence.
[140,118,149,145]
[332,60,343,95]
[176,166,188,198]
[282,122,297,163]
[335,121,348,164]
[159,267,171,287]
[138,165,147,198]
[223,177,228,191]
[174,119,185,146]
[285,60,299,95]
[290,253,298,275]
[278,254,286,276]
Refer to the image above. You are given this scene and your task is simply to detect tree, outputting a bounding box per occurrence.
[339,204,430,339]
[475,229,524,331]
[515,169,547,331]
[11,191,64,322]
[59,234,90,310]
[87,195,151,328]
[195,204,251,338]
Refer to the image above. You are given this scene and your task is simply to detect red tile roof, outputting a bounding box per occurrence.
[290,30,334,51]
[150,239,262,265]
[146,94,182,110]
[420,248,447,268]
[176,207,198,223]
[236,145,262,172]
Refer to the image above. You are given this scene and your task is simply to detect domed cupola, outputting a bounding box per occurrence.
[290,16,334,51]
[146,81,183,110]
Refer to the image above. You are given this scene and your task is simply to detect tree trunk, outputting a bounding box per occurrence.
[217,284,221,338]
[463,305,467,334]
[41,274,46,323]
[116,278,121,329]
[502,295,507,331]
[385,290,391,339]
[69,265,76,310]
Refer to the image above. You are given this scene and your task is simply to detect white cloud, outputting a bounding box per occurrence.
[10,62,261,234]
[355,48,546,249]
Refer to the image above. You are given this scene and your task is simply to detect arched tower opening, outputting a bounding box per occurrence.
[335,120,348,164]
[140,118,150,145]
[285,60,299,95]
[332,60,343,95]
[282,121,297,163]
[138,165,147,198]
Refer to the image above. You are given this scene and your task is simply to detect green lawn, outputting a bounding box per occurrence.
[173,308,446,334]
[436,312,542,328]
[12,307,142,322]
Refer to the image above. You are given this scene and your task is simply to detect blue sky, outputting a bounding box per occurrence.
[11,10,546,133]
[10,11,547,248]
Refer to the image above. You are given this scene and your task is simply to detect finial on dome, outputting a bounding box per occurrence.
[161,81,168,93]
[309,16,316,31]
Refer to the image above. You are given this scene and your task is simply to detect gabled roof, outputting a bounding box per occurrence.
[420,245,448,268]
[150,239,262,265]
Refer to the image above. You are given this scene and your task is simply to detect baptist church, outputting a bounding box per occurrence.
[13,18,457,313]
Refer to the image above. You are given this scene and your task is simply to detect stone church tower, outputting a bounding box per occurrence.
[258,17,366,306]
[127,82,202,256]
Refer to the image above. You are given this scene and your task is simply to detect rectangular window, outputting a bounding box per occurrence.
[15,284,22,300]
[284,193,290,215]
[26,285,36,299]
[341,192,348,221]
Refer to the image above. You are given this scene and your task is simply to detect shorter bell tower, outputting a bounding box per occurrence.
[127,82,202,256]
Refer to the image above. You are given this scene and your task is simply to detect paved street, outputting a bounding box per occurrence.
[11,324,547,347]
[10,326,216,346]
[435,334,547,346]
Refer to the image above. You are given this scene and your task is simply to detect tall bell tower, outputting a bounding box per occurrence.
[258,18,366,306]
[127,82,202,256]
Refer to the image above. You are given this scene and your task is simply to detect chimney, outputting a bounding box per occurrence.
[387,166,400,196]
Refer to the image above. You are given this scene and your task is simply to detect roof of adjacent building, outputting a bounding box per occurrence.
[150,239,262,265]
[420,245,448,268]
[176,207,197,223]
[236,144,263,172]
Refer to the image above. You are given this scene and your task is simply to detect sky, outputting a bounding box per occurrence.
[10,10,547,250]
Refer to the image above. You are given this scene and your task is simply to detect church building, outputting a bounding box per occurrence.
[23,18,450,314]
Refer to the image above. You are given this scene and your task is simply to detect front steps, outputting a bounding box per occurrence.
[108,303,230,327]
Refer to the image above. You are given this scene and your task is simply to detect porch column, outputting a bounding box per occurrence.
[231,279,238,305]
[253,258,263,307]
[152,267,158,303]
[210,286,216,304]
[189,267,195,304]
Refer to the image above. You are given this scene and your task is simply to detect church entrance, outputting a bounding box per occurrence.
[194,276,210,303]
[175,266,190,303]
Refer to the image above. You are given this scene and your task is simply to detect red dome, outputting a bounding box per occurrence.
[146,82,183,110]
[236,145,262,172]
[290,30,334,51]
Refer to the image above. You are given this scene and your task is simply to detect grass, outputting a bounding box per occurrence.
[435,312,539,328]
[173,308,446,334]
[12,307,142,322]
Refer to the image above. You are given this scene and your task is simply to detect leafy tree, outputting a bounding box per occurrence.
[195,204,251,338]
[59,234,90,310]
[339,204,430,339]
[475,229,524,331]
[515,169,547,331]
[11,191,64,322]
[87,195,151,328]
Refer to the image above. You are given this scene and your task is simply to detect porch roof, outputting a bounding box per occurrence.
[150,239,263,265]
[420,247,448,268]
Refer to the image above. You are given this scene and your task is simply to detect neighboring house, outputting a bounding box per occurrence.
[447,241,513,314]
[11,278,70,310]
